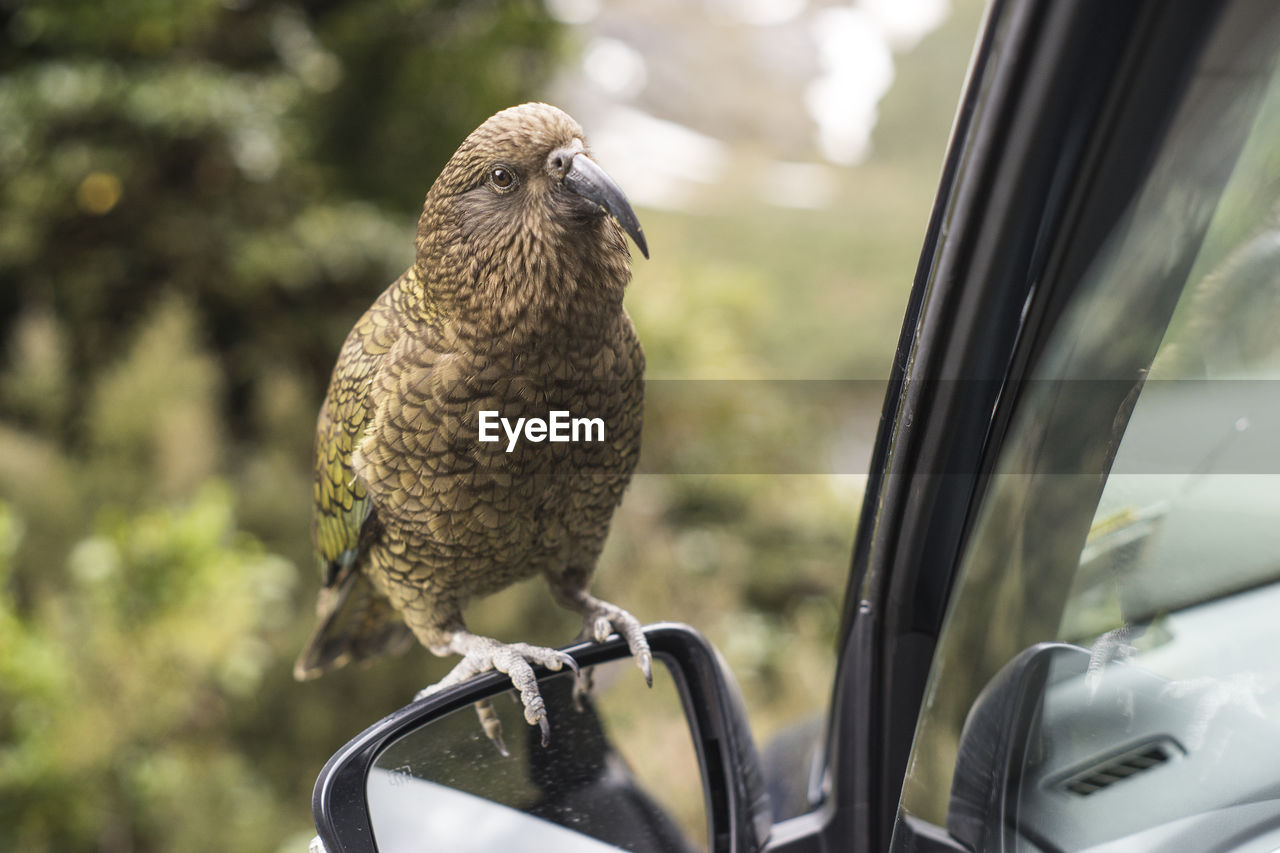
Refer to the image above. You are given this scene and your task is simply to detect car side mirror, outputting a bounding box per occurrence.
[894,642,1088,853]
[944,642,1087,852]
[309,623,772,853]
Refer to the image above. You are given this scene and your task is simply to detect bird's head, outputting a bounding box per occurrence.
[414,103,647,331]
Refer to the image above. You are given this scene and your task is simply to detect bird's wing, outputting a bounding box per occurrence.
[350,330,523,550]
[295,288,414,679]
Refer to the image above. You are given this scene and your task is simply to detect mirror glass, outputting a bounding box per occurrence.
[367,658,708,853]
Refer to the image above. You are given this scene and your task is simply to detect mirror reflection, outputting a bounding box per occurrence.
[367,659,707,853]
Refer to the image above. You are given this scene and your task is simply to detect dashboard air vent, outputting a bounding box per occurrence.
[1063,742,1173,796]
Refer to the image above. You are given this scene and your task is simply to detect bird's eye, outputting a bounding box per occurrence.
[489,166,517,191]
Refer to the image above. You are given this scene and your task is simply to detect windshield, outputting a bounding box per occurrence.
[892,3,1280,851]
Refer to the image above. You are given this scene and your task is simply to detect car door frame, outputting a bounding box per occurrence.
[767,1,1236,851]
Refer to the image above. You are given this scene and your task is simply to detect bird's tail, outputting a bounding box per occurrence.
[293,570,414,680]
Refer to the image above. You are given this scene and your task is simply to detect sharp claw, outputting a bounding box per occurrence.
[638,651,653,687]
[434,636,595,752]
[557,651,580,676]
[594,617,612,643]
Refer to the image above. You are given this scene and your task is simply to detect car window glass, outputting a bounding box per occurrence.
[891,4,1280,851]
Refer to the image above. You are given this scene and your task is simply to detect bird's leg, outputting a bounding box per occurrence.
[550,579,652,705]
[414,629,579,748]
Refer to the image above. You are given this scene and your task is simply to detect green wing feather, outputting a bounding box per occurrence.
[294,287,414,680]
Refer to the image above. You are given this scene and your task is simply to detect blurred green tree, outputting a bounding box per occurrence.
[0,0,562,849]
[0,489,295,851]
[0,0,563,435]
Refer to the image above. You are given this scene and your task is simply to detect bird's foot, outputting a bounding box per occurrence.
[415,635,579,748]
[573,598,652,706]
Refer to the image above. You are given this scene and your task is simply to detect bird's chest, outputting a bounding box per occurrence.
[478,348,641,510]
[389,336,642,570]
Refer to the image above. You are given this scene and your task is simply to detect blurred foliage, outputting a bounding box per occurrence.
[0,488,294,851]
[308,0,562,210]
[0,0,564,435]
[0,0,986,848]
[0,0,564,849]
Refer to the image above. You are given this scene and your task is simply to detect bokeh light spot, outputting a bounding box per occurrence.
[77,171,124,215]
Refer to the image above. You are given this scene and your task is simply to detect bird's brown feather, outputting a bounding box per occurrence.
[296,102,644,684]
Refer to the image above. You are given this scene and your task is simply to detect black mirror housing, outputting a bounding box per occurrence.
[311,622,772,853]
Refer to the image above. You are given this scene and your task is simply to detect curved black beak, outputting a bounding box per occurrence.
[560,153,649,260]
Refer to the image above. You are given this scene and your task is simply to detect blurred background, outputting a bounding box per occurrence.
[0,0,983,849]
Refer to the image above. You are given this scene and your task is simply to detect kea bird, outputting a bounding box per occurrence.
[294,103,651,747]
